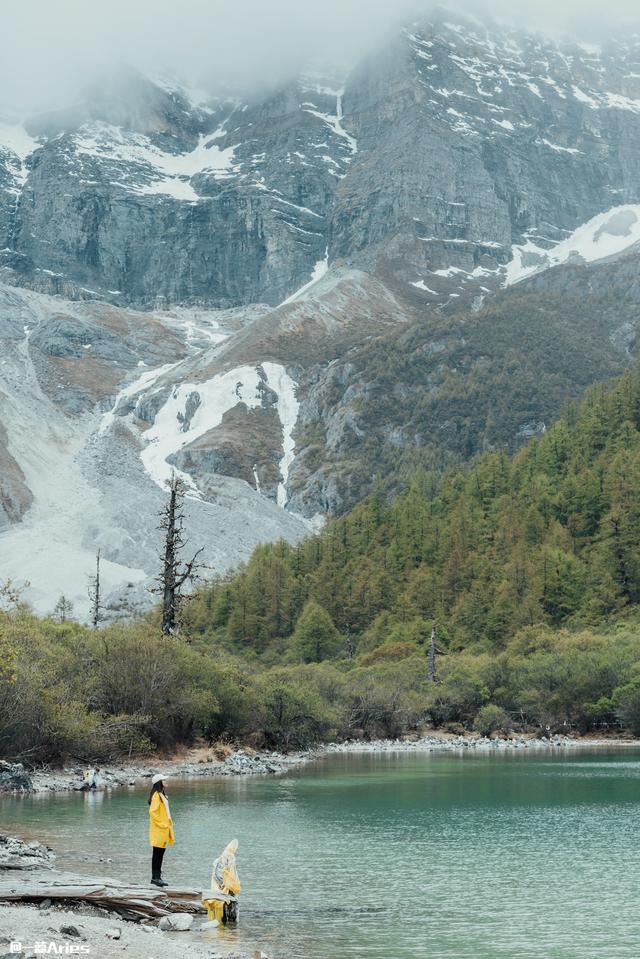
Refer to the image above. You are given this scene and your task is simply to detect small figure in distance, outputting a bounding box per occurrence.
[80,765,103,790]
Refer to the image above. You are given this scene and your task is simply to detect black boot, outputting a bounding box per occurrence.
[151,847,166,886]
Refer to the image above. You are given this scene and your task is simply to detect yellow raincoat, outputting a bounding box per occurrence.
[148,792,175,848]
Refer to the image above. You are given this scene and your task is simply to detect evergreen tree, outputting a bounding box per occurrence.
[292,600,342,663]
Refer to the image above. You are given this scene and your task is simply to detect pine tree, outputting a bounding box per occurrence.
[292,600,341,663]
[53,595,74,623]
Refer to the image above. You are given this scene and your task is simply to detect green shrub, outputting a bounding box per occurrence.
[613,678,640,735]
[473,704,513,737]
[342,659,429,738]
[581,696,616,730]
[256,669,336,750]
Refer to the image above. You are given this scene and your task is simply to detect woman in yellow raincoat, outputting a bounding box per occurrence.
[148,774,174,887]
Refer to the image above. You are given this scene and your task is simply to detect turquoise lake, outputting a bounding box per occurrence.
[2,747,640,959]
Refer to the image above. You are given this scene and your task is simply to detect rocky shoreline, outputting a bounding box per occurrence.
[1,732,633,796]
[0,836,265,959]
[324,733,626,754]
[0,748,312,795]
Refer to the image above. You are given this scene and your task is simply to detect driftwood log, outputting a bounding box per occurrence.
[0,870,216,921]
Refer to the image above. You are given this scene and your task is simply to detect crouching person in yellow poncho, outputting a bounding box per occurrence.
[203,839,240,924]
[148,774,174,887]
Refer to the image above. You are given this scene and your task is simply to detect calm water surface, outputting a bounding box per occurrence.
[2,748,640,959]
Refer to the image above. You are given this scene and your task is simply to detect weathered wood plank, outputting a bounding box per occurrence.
[0,871,209,919]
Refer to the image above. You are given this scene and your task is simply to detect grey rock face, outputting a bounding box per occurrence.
[4,15,640,310]
[329,17,640,305]
[0,422,33,526]
[30,314,136,363]
[2,68,342,307]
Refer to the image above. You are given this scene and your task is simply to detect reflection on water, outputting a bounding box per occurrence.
[2,748,640,959]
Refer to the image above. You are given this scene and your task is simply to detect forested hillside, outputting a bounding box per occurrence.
[4,369,640,762]
[199,368,640,648]
[290,260,640,514]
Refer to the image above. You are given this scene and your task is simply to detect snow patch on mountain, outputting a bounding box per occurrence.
[301,91,357,159]
[411,279,437,293]
[100,362,179,434]
[266,365,300,508]
[538,138,582,155]
[140,362,299,506]
[0,120,39,189]
[73,123,238,200]
[506,205,640,285]
[570,84,640,113]
[0,120,38,161]
[280,249,329,306]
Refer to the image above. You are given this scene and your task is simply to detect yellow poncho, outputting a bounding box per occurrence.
[203,839,240,922]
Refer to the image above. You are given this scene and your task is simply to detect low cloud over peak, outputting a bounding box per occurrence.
[2,0,640,116]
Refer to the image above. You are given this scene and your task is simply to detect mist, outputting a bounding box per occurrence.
[1,0,640,116]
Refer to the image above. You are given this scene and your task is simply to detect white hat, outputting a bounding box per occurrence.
[152,774,168,785]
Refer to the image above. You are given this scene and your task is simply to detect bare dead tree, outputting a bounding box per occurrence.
[88,550,103,629]
[152,473,204,636]
[428,623,438,683]
[345,622,354,659]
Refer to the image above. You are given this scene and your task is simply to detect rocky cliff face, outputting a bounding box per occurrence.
[3,10,640,615]
[4,15,640,310]
[1,67,343,308]
[332,18,640,296]
[0,282,314,617]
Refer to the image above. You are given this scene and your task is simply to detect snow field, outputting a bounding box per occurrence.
[506,204,640,285]
[140,362,299,508]
[73,123,237,201]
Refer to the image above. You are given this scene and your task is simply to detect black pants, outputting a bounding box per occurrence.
[151,846,166,877]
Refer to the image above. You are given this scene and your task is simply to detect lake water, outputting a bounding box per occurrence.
[2,747,640,959]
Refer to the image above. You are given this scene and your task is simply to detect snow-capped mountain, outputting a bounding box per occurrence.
[3,9,640,616]
[5,14,640,310]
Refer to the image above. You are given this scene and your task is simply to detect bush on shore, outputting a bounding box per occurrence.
[1,603,639,763]
[473,704,513,737]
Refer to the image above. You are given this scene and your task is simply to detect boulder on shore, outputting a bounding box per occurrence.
[0,761,32,792]
[158,913,194,931]
[0,834,54,870]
